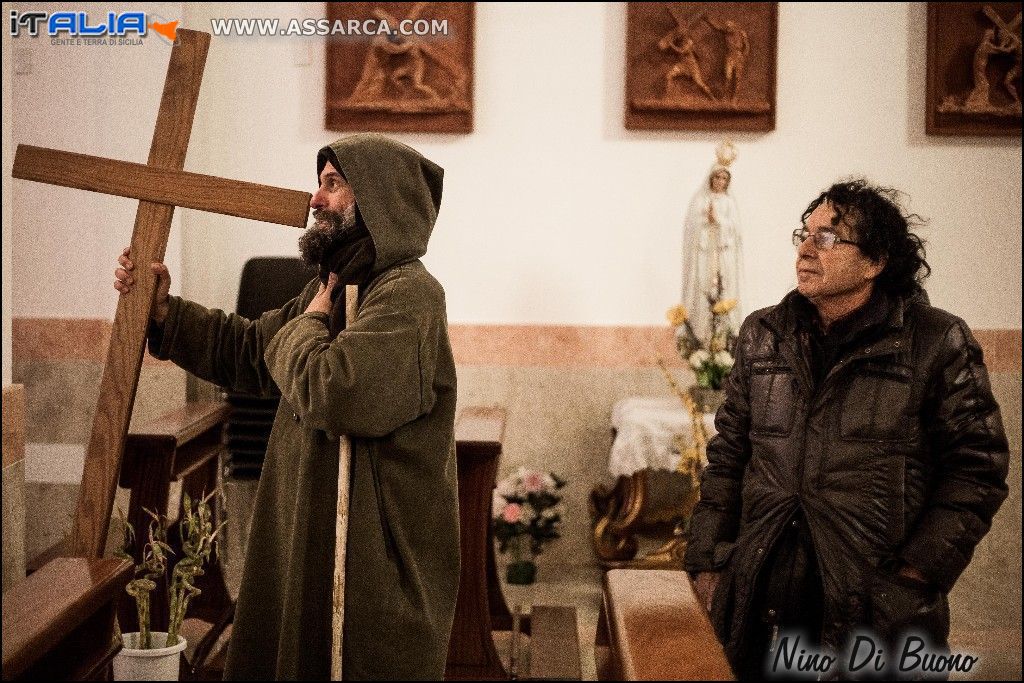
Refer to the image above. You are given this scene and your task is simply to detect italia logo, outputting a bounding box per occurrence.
[9,10,179,42]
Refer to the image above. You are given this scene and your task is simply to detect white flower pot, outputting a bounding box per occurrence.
[113,632,186,681]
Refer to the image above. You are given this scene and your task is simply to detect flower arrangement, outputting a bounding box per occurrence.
[657,358,708,483]
[653,358,707,544]
[116,491,224,649]
[666,296,738,390]
[492,468,566,583]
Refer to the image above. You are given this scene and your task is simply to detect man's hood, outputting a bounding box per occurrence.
[317,134,443,273]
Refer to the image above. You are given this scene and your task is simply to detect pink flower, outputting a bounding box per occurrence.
[523,471,545,494]
[502,503,523,524]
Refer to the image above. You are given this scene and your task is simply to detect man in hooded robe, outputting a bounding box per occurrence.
[115,134,459,680]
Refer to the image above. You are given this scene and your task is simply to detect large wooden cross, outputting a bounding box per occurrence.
[11,29,311,559]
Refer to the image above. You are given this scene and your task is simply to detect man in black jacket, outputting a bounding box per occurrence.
[684,180,1009,679]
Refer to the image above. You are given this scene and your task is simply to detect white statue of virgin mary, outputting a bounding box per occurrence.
[680,141,743,344]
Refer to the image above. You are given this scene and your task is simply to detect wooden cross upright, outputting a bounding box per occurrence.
[12,29,312,558]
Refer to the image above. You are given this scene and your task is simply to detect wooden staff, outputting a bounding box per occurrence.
[331,283,359,680]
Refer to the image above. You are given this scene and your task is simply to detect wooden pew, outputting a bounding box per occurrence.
[446,407,581,681]
[596,569,733,680]
[2,556,133,680]
[446,407,510,679]
[2,385,27,590]
[3,386,132,681]
[17,402,233,678]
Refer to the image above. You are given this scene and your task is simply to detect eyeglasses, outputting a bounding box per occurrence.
[792,227,863,251]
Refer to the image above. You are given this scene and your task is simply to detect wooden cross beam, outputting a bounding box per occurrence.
[12,29,311,558]
[983,5,1022,34]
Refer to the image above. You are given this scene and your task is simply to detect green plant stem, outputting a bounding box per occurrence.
[138,591,150,649]
[118,492,223,650]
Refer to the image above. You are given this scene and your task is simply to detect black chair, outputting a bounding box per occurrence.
[222,257,315,479]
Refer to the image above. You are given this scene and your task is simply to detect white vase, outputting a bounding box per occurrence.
[113,631,186,681]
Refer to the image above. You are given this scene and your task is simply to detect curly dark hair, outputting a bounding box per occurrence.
[802,179,930,297]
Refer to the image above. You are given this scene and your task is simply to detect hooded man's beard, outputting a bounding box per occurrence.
[298,203,358,267]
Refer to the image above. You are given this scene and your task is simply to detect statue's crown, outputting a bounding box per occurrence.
[715,140,737,167]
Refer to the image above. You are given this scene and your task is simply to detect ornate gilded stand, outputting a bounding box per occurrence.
[589,467,701,569]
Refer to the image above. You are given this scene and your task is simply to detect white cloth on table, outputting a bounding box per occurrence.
[608,396,717,478]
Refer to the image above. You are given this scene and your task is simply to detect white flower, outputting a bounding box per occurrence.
[689,349,711,369]
[514,466,530,492]
[714,351,735,369]
[521,502,538,524]
[492,490,506,518]
[543,473,557,491]
[496,477,516,499]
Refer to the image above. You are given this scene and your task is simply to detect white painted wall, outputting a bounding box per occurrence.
[7,2,1023,330]
[8,2,185,320]
[182,1,1023,328]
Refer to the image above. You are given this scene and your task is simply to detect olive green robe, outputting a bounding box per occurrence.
[150,134,459,680]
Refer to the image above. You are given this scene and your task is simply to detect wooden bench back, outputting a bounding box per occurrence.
[598,569,733,680]
[2,557,133,680]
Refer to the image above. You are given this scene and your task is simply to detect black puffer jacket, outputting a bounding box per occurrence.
[684,289,1009,662]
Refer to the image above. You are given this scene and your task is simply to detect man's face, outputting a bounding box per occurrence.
[310,161,355,219]
[300,161,358,266]
[795,201,884,303]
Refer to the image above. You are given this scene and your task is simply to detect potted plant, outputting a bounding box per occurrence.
[113,491,224,681]
[492,468,566,585]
